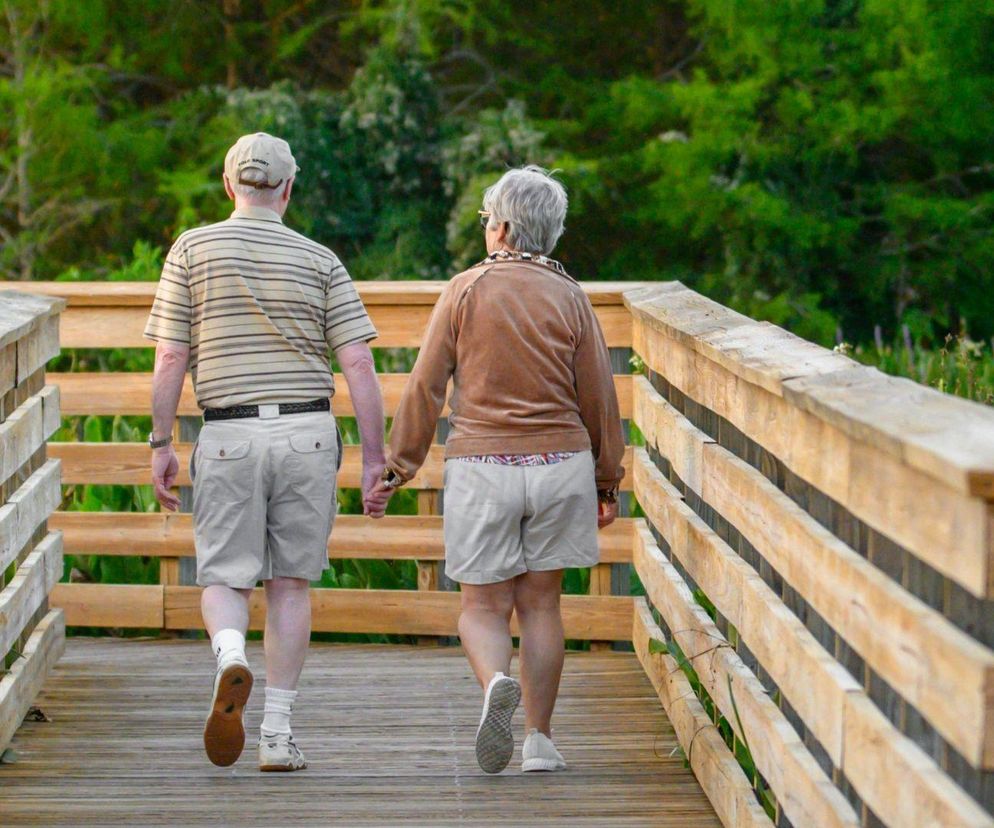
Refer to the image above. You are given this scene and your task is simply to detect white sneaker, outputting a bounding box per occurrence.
[259,733,307,772]
[475,672,521,774]
[522,729,567,772]
[203,654,253,767]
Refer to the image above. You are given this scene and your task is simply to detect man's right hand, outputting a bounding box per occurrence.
[152,446,181,511]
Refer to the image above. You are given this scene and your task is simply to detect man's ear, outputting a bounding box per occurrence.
[282,177,294,204]
[223,174,235,202]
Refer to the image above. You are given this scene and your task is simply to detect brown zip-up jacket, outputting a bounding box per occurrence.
[386,258,625,490]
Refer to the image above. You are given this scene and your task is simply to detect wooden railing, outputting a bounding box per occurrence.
[18,278,994,827]
[0,290,65,753]
[626,283,994,828]
[23,281,642,642]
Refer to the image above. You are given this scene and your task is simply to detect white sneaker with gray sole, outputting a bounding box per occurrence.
[259,733,307,772]
[475,672,521,774]
[521,729,567,772]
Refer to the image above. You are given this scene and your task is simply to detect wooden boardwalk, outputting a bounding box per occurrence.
[1,639,720,827]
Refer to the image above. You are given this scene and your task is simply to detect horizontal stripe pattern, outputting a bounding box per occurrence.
[143,207,377,408]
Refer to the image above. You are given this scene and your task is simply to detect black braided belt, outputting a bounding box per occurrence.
[203,398,330,422]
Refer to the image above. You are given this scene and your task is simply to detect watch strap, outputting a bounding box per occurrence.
[148,432,173,449]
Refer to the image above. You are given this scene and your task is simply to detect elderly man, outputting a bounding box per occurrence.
[371,166,625,775]
[144,133,386,772]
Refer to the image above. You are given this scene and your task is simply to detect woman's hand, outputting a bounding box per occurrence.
[597,499,618,530]
[363,478,394,519]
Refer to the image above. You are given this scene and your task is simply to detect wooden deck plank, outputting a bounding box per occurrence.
[0,638,720,827]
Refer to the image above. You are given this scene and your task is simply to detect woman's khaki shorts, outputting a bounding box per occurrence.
[442,452,599,585]
[191,411,338,588]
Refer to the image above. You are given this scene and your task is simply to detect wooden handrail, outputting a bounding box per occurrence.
[0,290,67,754]
[626,281,994,827]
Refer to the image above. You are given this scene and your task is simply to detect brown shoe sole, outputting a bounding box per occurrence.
[204,663,253,767]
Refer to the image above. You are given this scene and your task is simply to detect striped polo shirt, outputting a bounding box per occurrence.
[143,206,377,409]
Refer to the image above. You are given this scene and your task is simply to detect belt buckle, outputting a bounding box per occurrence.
[258,403,280,420]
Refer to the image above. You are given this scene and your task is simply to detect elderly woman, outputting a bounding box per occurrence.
[369,166,625,774]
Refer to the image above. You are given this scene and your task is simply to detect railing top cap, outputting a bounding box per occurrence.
[23,280,652,307]
[0,290,66,350]
[623,281,994,496]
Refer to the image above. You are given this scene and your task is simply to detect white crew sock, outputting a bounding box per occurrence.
[261,687,297,737]
[210,628,246,667]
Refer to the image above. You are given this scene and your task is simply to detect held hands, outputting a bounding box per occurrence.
[361,461,393,518]
[151,446,181,512]
[598,499,618,530]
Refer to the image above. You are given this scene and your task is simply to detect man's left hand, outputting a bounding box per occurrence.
[361,461,389,518]
[152,447,181,511]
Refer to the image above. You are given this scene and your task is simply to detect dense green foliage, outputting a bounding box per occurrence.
[4,0,992,352]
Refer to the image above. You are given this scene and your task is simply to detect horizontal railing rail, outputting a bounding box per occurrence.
[626,282,994,828]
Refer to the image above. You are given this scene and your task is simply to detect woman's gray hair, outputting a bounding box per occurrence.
[482,165,568,255]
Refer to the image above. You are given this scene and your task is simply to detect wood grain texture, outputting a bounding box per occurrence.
[843,694,994,828]
[634,377,994,768]
[50,371,633,419]
[0,609,64,753]
[0,393,43,487]
[633,524,860,827]
[50,511,635,564]
[633,320,993,597]
[626,282,994,499]
[0,459,61,572]
[632,599,774,828]
[49,583,165,629]
[0,342,14,399]
[0,291,65,351]
[26,280,647,305]
[49,583,633,640]
[1,637,719,827]
[0,533,63,659]
[58,303,632,348]
[49,442,635,491]
[633,455,861,765]
[16,317,60,384]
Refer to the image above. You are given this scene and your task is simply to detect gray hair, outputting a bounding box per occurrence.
[229,167,288,205]
[482,165,567,255]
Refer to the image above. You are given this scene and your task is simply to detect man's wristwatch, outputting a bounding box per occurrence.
[597,486,619,504]
[148,432,173,450]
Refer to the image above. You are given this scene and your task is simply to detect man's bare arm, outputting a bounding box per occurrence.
[336,341,387,517]
[150,341,190,511]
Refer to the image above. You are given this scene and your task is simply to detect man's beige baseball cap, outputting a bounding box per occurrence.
[224,132,299,189]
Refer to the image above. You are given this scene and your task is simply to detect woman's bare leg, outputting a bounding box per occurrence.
[513,569,564,736]
[458,580,516,687]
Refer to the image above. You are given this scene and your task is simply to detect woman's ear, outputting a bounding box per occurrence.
[496,221,509,247]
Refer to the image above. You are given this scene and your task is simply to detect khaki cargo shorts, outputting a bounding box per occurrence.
[191,410,339,588]
[442,452,599,585]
